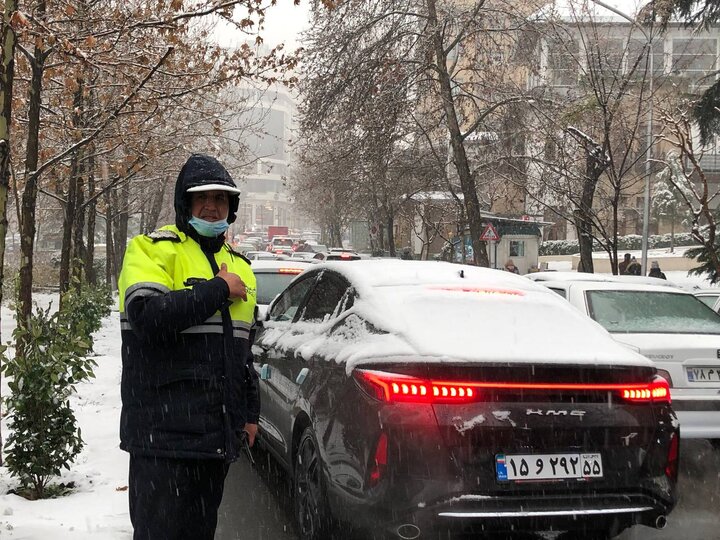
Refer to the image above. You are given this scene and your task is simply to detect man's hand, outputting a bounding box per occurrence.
[243,423,258,447]
[217,263,247,301]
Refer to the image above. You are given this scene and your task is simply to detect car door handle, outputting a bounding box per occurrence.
[296,367,309,385]
[260,364,272,380]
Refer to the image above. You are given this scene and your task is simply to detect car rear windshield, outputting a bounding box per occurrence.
[586,290,720,334]
[255,272,298,304]
[272,238,294,247]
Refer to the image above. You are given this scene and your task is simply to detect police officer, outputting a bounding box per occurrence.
[118,154,258,540]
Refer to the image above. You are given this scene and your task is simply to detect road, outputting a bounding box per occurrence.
[217,440,720,540]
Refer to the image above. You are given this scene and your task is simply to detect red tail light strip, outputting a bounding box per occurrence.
[355,370,671,404]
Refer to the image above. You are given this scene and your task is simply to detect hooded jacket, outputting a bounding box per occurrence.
[118,155,258,461]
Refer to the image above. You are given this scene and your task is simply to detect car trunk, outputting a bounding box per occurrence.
[363,362,664,498]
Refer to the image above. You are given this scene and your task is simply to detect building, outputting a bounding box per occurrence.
[230,82,314,236]
[526,0,720,240]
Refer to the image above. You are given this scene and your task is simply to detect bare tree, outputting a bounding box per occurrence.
[657,105,720,282]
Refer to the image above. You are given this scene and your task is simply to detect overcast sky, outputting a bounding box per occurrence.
[212,1,311,51]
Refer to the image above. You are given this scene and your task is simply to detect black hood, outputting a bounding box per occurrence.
[174,153,240,234]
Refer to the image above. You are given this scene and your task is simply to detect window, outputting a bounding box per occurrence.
[697,295,719,309]
[586,290,720,334]
[549,288,567,299]
[591,38,625,79]
[300,274,353,322]
[671,38,717,80]
[548,38,579,86]
[627,39,664,77]
[255,272,302,305]
[268,275,317,322]
[509,240,525,257]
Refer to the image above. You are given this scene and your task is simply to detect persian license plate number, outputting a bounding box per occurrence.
[496,453,603,481]
[686,367,720,383]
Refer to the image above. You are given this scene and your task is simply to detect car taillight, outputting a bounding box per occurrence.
[665,432,679,481]
[355,370,477,403]
[367,432,387,488]
[353,370,671,404]
[618,376,671,404]
[278,268,303,274]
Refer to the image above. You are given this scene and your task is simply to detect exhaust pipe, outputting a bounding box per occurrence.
[654,515,667,529]
[396,523,421,540]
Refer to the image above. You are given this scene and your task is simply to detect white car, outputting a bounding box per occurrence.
[251,259,310,319]
[527,271,679,288]
[537,278,720,440]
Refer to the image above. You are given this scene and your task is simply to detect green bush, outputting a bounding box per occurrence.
[539,231,702,256]
[0,283,112,499]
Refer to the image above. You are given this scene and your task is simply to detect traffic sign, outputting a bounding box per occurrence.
[480,223,499,241]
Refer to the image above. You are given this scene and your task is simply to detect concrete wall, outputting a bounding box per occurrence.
[539,253,698,273]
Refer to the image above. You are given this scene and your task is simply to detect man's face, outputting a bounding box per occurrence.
[190,190,229,221]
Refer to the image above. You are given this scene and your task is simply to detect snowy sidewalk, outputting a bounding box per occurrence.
[0,304,131,539]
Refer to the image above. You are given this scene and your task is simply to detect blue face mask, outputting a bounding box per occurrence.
[188,216,229,238]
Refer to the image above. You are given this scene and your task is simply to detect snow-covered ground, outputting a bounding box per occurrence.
[0,262,713,539]
[0,298,131,539]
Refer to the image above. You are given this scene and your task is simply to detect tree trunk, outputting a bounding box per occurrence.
[426,0,488,267]
[104,189,117,290]
[18,4,47,325]
[59,81,84,296]
[84,147,96,285]
[386,214,395,257]
[71,161,86,287]
[114,180,130,271]
[0,0,20,462]
[59,163,78,295]
[576,153,604,273]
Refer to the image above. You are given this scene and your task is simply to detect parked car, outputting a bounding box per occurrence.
[251,260,310,319]
[245,251,288,261]
[234,242,257,254]
[253,260,678,539]
[289,251,318,261]
[268,236,298,254]
[535,278,720,440]
[527,271,679,288]
[312,250,362,261]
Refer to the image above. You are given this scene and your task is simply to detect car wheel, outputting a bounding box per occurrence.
[294,427,332,540]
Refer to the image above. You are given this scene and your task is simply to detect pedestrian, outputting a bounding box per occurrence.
[504,258,520,274]
[118,153,259,540]
[648,260,667,280]
[626,256,641,276]
[618,253,631,275]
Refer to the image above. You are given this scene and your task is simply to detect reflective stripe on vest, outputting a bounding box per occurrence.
[118,224,256,330]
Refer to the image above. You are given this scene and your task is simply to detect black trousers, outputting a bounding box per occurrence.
[129,454,229,540]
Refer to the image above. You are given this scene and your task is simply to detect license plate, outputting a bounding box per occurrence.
[686,367,720,383]
[496,453,603,481]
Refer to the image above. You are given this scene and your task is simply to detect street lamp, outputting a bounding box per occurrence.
[588,0,654,275]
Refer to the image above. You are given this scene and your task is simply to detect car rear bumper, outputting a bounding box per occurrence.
[674,410,720,438]
[380,492,673,537]
[672,393,720,438]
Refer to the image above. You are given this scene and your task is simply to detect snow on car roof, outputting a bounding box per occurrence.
[540,279,691,294]
[261,260,651,372]
[527,271,679,288]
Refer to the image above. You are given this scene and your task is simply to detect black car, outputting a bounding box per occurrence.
[253,260,678,540]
